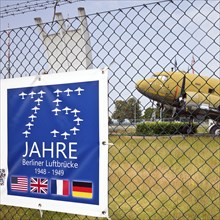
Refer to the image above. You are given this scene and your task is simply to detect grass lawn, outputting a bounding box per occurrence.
[1,135,219,219]
[108,135,219,220]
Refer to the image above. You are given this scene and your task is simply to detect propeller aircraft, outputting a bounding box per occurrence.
[136,71,220,135]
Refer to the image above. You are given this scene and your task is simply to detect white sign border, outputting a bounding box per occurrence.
[0,69,109,218]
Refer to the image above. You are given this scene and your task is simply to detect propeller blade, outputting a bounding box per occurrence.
[180,73,186,98]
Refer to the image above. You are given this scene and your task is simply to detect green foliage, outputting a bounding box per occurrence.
[143,107,159,120]
[112,97,142,123]
[143,107,173,121]
[136,121,197,135]
[112,100,127,123]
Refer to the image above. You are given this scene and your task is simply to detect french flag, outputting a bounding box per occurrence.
[51,179,69,196]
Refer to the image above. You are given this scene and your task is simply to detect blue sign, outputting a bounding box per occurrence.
[7,81,100,205]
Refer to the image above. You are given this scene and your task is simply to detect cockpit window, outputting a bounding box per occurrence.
[158,75,168,82]
[150,74,168,82]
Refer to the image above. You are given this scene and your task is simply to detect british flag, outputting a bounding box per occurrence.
[30,178,48,194]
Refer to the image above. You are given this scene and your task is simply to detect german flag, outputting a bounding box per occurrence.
[72,181,93,199]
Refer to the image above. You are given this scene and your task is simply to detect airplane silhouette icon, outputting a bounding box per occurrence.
[19,92,27,99]
[25,122,33,130]
[54,89,62,97]
[74,117,84,125]
[70,127,80,135]
[61,132,70,140]
[32,106,40,114]
[71,109,80,117]
[64,88,73,96]
[74,87,84,95]
[53,98,62,106]
[52,108,61,116]
[35,98,43,105]
[50,129,60,137]
[38,90,46,98]
[29,114,37,122]
[62,107,71,114]
[29,91,36,98]
[23,130,30,138]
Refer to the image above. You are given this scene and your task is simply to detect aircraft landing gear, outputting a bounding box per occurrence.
[188,116,195,134]
[181,122,197,134]
[209,124,220,135]
[181,124,195,134]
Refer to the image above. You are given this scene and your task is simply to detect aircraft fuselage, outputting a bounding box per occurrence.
[136,71,220,122]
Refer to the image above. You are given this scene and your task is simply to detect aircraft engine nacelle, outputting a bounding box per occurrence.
[185,92,220,111]
[208,123,220,135]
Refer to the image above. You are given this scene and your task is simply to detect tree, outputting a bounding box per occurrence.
[126,97,142,123]
[112,100,127,123]
[143,107,159,121]
[143,106,173,121]
[112,97,142,123]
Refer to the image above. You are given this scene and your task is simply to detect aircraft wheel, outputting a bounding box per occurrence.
[181,125,195,134]
[209,124,220,135]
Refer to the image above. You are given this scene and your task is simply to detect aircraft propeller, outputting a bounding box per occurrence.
[177,72,187,108]
[180,73,186,98]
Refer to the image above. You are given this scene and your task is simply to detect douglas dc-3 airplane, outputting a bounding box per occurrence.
[136,71,220,135]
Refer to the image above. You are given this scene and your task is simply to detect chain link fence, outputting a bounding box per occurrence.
[0,0,219,219]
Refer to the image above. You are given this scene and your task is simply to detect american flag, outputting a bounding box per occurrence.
[30,178,48,194]
[11,176,28,192]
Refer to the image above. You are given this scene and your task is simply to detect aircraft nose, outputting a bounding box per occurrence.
[136,79,151,95]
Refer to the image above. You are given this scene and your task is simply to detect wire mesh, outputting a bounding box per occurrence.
[0,0,83,18]
[0,0,219,219]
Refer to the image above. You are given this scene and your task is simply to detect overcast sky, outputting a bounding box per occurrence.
[0,0,158,30]
[0,0,219,112]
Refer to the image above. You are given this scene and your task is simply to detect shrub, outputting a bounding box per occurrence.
[136,121,197,136]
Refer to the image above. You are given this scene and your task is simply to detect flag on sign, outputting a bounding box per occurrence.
[51,179,69,196]
[11,176,28,192]
[72,181,93,199]
[30,178,48,194]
